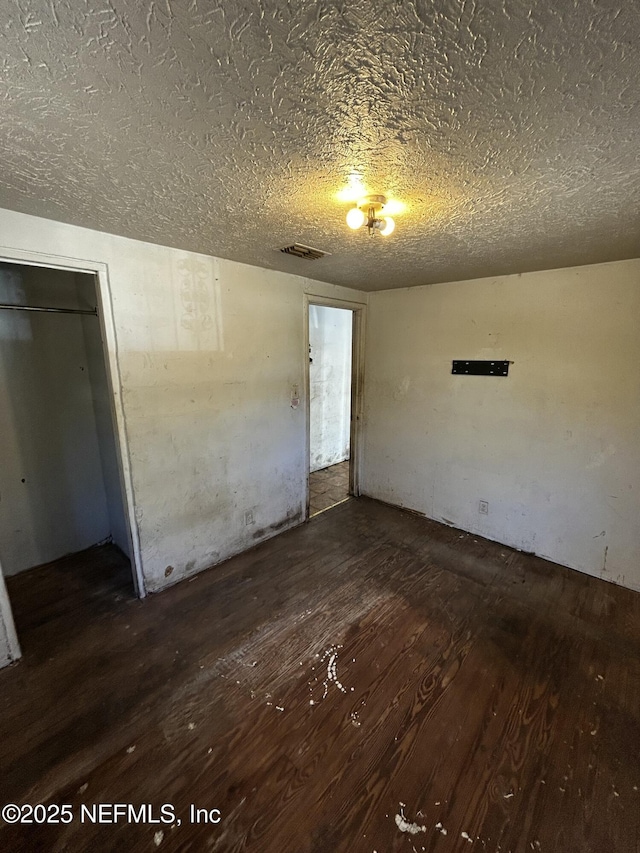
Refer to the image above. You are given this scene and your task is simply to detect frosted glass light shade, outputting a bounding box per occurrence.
[346,207,365,229]
[379,216,395,236]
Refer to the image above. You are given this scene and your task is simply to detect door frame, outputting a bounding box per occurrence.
[0,247,145,626]
[0,570,20,662]
[304,293,367,519]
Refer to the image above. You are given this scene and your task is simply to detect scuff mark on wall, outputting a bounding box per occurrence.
[585,444,617,470]
[393,376,410,401]
[252,508,303,540]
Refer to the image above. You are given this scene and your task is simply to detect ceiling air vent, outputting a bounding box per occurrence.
[280,243,330,261]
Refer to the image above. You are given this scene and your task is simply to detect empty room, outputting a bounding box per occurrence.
[0,1,639,852]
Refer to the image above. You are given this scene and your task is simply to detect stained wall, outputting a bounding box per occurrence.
[0,207,366,597]
[362,260,640,591]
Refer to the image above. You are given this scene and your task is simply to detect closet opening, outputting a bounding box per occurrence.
[0,261,137,658]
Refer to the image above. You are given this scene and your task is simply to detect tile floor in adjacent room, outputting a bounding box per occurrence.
[308,459,350,516]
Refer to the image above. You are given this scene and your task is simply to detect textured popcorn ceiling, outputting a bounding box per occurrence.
[1,0,639,291]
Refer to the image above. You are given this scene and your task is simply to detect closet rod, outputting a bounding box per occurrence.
[0,303,97,316]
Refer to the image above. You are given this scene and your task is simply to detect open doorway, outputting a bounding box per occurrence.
[306,297,365,518]
[0,260,139,659]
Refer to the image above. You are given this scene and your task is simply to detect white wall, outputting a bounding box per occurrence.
[78,276,130,557]
[309,305,352,472]
[0,208,366,605]
[0,264,114,575]
[362,260,640,592]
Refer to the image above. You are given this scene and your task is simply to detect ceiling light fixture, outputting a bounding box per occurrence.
[346,194,396,237]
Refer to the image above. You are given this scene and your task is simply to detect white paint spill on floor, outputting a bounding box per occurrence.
[153,830,164,846]
[461,830,473,842]
[158,583,391,746]
[321,644,347,698]
[395,805,426,835]
[202,585,387,703]
[307,642,356,704]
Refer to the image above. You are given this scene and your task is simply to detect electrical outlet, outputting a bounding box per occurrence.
[244,510,254,526]
[478,500,489,515]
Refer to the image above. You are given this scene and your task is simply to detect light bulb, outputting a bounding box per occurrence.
[346,207,365,230]
[379,216,395,236]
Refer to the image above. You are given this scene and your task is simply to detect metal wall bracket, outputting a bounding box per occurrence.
[452,360,509,376]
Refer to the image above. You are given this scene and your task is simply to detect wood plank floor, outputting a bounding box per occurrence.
[1,498,639,852]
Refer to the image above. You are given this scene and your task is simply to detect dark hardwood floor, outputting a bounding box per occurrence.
[1,498,639,852]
